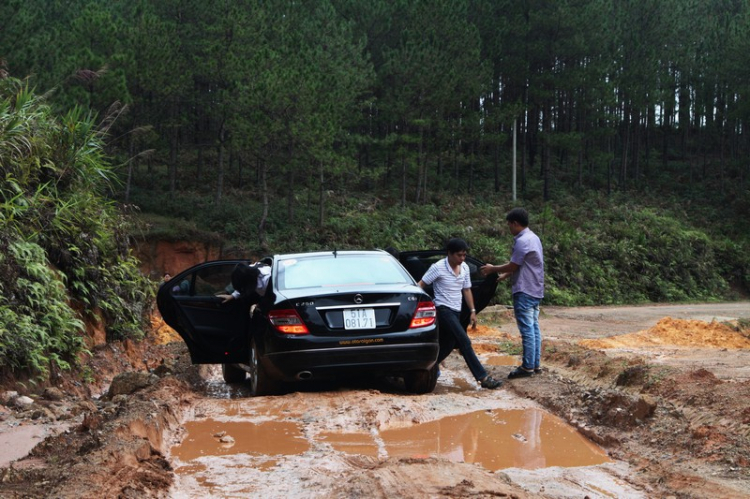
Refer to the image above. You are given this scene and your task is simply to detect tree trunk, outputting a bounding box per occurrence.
[286,136,295,223]
[620,102,630,186]
[318,164,325,227]
[258,161,269,250]
[287,168,296,222]
[415,126,424,204]
[542,101,551,201]
[494,122,500,193]
[401,149,407,208]
[679,81,690,159]
[215,122,225,204]
[169,128,178,193]
[632,107,641,184]
[237,154,243,189]
[197,145,203,186]
[125,130,136,203]
[521,110,527,194]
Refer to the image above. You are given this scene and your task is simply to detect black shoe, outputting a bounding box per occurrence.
[480,375,503,389]
[534,367,544,374]
[508,367,534,379]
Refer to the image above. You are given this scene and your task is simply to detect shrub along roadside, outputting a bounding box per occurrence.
[0,79,153,379]
[132,184,748,308]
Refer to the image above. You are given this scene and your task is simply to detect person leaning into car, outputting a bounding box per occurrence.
[418,238,503,390]
[218,262,271,305]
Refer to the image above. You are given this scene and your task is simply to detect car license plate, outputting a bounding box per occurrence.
[343,308,376,330]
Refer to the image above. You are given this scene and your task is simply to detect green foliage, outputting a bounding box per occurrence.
[739,318,750,332]
[539,196,740,305]
[0,79,154,377]
[2,2,748,354]
[495,340,523,356]
[134,178,748,308]
[0,239,85,375]
[727,318,750,340]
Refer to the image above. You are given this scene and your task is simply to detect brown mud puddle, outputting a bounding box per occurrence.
[172,408,608,471]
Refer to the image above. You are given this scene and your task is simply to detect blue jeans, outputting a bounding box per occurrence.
[513,292,542,370]
[436,306,488,381]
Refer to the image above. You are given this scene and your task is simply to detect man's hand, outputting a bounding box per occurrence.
[480,264,496,277]
[217,294,234,304]
[482,261,519,278]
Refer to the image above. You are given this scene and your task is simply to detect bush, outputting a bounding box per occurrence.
[0,239,85,375]
[0,79,154,377]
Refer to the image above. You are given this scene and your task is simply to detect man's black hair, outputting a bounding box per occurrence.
[231,263,261,294]
[446,238,469,254]
[506,208,529,227]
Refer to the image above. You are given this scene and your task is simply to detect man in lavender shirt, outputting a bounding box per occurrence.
[481,208,544,379]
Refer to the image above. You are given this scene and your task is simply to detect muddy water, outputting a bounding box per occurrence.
[172,407,608,473]
[167,362,638,498]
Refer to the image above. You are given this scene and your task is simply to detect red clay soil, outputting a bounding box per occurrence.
[0,310,749,498]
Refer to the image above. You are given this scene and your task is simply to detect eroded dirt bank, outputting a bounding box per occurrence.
[0,303,749,498]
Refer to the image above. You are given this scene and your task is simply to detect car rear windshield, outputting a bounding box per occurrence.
[276,254,413,291]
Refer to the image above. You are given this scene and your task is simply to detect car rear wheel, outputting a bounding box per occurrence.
[403,363,439,394]
[249,338,276,396]
[222,363,246,383]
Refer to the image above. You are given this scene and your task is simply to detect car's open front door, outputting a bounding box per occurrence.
[156,261,251,364]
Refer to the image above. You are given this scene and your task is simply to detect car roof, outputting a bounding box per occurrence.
[273,249,389,260]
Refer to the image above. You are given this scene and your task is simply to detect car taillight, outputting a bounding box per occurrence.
[410,301,436,328]
[268,309,310,334]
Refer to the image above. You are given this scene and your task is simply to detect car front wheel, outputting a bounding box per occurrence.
[403,363,439,394]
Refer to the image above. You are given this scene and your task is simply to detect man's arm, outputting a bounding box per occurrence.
[217,289,241,303]
[462,287,477,326]
[480,261,519,277]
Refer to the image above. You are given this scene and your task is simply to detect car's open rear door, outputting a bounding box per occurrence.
[156,261,250,364]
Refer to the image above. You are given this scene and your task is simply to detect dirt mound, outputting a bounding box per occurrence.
[150,314,181,345]
[469,324,512,354]
[470,324,510,337]
[579,317,750,349]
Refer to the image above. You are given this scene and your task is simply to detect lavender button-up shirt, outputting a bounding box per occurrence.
[510,228,544,298]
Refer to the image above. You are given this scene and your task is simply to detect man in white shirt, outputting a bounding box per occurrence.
[419,238,502,390]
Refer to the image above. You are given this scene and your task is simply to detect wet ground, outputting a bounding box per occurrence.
[1,302,749,498]
[168,361,623,498]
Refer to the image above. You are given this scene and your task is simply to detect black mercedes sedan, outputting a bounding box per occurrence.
[157,250,441,396]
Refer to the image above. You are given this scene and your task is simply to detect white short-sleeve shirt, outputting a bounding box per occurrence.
[421,257,471,312]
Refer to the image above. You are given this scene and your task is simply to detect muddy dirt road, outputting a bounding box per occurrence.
[1,302,749,498]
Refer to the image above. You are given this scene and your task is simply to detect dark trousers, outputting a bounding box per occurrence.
[436,306,487,381]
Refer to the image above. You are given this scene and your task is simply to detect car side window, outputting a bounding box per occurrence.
[170,278,191,296]
[194,265,236,297]
[170,265,237,297]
